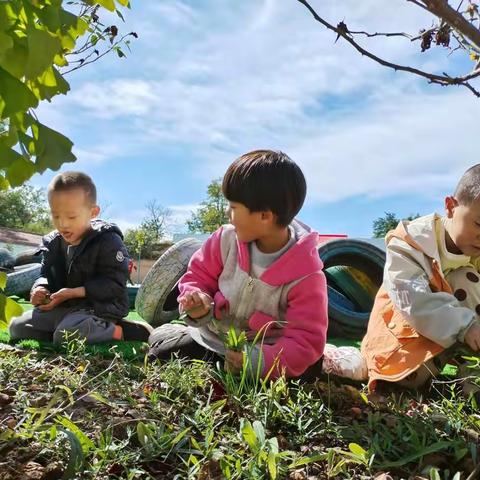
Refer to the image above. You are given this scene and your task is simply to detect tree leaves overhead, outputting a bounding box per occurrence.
[0,0,131,188]
[34,123,76,173]
[0,0,132,330]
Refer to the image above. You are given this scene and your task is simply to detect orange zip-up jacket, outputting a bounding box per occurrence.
[361,214,476,390]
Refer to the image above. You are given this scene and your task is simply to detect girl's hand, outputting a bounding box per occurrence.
[179,291,213,319]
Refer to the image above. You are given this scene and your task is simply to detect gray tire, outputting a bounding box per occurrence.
[0,248,15,270]
[5,263,42,298]
[15,248,41,266]
[135,238,202,326]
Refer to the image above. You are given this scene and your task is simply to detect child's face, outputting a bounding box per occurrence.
[226,201,270,243]
[49,189,100,246]
[445,195,480,256]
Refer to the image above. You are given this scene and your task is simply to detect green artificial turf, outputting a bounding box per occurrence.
[0,299,148,360]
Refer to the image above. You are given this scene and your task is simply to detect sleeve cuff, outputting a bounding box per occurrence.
[458,316,478,343]
[184,310,214,328]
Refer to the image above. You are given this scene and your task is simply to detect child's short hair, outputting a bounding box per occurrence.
[454,164,480,205]
[48,171,97,204]
[222,150,306,227]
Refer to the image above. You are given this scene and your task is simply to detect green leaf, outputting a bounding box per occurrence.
[289,453,328,468]
[348,443,367,458]
[378,441,456,468]
[30,66,70,101]
[56,416,95,454]
[0,294,23,330]
[0,41,28,79]
[0,174,8,190]
[0,5,17,33]
[0,67,38,118]
[0,272,6,290]
[58,427,84,480]
[97,0,117,12]
[267,451,277,480]
[253,420,266,446]
[0,144,23,169]
[36,5,61,32]
[240,419,258,452]
[136,422,151,446]
[0,120,19,148]
[6,157,35,186]
[34,122,76,172]
[26,26,62,79]
[170,427,191,446]
[0,32,13,57]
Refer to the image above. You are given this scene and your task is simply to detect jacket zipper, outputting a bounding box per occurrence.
[232,276,255,328]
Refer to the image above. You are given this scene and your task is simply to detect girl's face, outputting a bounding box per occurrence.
[226,201,266,243]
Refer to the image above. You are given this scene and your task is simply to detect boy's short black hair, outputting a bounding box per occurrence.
[48,171,97,204]
[222,150,306,227]
[454,164,480,205]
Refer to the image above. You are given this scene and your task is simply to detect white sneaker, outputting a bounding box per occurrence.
[322,344,368,381]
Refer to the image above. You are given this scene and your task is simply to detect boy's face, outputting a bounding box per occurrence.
[226,201,272,243]
[445,195,480,256]
[49,189,100,246]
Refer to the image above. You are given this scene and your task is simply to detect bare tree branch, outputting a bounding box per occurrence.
[420,0,480,48]
[62,33,135,75]
[406,0,431,11]
[348,30,415,39]
[296,0,480,96]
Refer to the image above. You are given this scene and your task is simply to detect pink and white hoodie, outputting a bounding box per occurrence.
[178,220,328,379]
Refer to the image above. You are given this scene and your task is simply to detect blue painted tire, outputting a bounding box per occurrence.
[15,248,41,266]
[0,248,15,270]
[127,285,139,310]
[5,263,42,299]
[318,239,385,339]
[325,266,374,312]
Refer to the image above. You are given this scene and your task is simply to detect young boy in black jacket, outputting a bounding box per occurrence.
[9,172,152,344]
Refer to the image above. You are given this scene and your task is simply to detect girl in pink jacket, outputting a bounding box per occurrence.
[148,150,328,379]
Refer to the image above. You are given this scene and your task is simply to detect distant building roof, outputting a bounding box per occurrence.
[0,227,42,247]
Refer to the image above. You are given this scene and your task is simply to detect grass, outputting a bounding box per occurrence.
[1,303,480,478]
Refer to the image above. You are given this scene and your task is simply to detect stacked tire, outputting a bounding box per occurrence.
[134,236,386,339]
[135,238,203,326]
[318,239,385,339]
[0,247,42,299]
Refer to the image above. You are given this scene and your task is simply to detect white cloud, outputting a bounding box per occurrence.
[290,87,478,203]
[36,0,480,210]
[167,204,200,233]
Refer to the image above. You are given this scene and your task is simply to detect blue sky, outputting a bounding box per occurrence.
[32,0,480,237]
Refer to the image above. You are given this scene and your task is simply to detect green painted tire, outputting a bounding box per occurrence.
[319,239,385,339]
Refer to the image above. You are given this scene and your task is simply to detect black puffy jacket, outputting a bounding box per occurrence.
[33,220,130,320]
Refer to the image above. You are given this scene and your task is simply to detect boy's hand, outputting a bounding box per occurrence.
[30,287,50,306]
[224,349,244,374]
[39,287,85,311]
[178,292,213,319]
[464,322,480,351]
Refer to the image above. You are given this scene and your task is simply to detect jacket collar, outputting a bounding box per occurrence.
[387,213,441,261]
[236,219,323,286]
